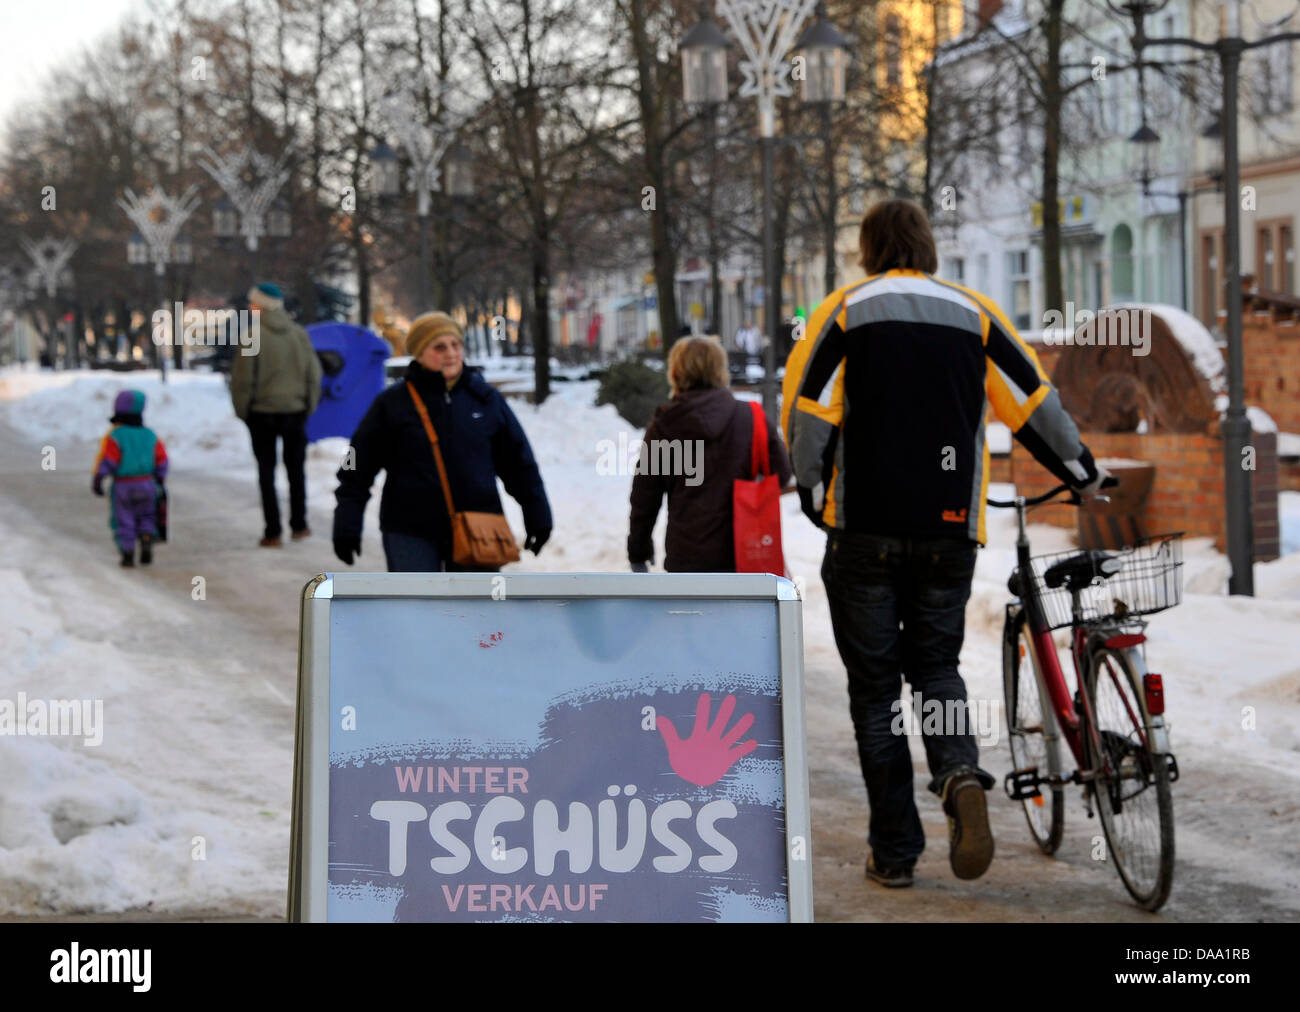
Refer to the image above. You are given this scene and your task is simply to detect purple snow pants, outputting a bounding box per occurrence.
[111,479,158,552]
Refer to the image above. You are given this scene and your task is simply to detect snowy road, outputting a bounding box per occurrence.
[1,369,1297,921]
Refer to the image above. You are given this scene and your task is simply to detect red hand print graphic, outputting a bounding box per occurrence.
[657,692,758,787]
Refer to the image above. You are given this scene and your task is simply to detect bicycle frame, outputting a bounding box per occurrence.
[1008,496,1145,778]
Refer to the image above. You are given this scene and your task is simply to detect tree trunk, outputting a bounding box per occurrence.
[532,236,552,403]
[626,0,679,358]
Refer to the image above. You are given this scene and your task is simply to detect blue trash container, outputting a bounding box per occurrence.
[305,323,392,443]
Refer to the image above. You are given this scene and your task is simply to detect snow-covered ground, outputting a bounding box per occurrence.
[1,363,1298,916]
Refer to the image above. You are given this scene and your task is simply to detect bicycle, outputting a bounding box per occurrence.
[989,480,1181,911]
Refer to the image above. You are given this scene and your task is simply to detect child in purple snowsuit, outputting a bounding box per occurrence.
[92,390,169,567]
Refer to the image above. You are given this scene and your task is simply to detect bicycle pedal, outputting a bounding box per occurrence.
[1004,767,1042,801]
[1165,754,1180,783]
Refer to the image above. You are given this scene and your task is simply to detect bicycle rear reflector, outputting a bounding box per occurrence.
[1144,674,1165,716]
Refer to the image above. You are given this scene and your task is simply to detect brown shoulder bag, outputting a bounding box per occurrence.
[407,383,521,567]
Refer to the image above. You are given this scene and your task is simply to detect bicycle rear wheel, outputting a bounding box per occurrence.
[1085,646,1174,911]
[1003,612,1064,854]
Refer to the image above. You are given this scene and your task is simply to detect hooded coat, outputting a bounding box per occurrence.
[333,361,551,552]
[229,306,322,419]
[628,386,792,572]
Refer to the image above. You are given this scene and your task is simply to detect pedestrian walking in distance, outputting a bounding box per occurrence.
[628,335,792,573]
[332,311,552,573]
[92,390,168,567]
[230,282,322,547]
[783,199,1111,889]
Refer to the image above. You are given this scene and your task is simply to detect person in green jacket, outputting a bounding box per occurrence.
[230,282,323,547]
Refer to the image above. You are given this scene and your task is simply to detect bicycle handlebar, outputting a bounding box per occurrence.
[986,474,1119,509]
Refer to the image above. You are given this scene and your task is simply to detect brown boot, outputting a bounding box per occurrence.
[291,528,312,541]
[942,772,994,880]
[259,536,283,548]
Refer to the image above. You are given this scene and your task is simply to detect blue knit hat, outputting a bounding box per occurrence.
[248,282,284,310]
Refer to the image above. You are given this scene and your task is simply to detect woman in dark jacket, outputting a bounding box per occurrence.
[332,312,552,572]
[628,335,792,572]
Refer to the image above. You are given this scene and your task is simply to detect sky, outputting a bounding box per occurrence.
[0,0,140,127]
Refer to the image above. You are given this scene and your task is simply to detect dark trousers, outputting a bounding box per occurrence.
[821,530,993,870]
[246,411,307,539]
[381,531,500,574]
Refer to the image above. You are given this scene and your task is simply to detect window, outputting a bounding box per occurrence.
[1258,224,1276,290]
[1111,224,1135,300]
[976,252,990,293]
[1007,250,1032,329]
[944,256,966,283]
[885,15,903,88]
[1284,226,1296,294]
[1256,219,1296,293]
[1200,229,1224,326]
[1105,36,1121,134]
[1016,85,1031,152]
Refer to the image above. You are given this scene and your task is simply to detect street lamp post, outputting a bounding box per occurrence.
[1108,0,1300,596]
[199,146,291,287]
[118,186,200,384]
[371,88,474,310]
[19,236,77,369]
[797,4,852,299]
[680,0,847,421]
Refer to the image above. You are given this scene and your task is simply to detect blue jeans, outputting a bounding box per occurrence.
[821,530,994,870]
[381,531,500,574]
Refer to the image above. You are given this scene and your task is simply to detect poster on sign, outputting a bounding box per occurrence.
[288,572,810,923]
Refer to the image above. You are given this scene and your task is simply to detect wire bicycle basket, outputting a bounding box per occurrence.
[1028,533,1184,630]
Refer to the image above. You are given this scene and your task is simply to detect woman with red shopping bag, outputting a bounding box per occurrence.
[627,336,793,574]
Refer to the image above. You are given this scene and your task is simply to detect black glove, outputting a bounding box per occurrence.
[630,561,649,573]
[334,535,361,566]
[92,475,105,497]
[524,529,550,556]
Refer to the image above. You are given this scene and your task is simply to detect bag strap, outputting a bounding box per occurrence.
[407,383,458,518]
[748,400,770,478]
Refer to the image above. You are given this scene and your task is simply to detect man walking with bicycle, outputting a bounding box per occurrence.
[783,200,1110,887]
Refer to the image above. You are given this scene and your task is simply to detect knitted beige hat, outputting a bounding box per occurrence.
[405,311,463,359]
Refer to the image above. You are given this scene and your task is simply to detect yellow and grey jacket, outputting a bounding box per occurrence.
[781,269,1098,545]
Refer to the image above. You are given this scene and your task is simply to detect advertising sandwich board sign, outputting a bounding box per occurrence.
[289,572,811,922]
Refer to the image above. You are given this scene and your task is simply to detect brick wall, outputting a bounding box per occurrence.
[1282,458,1300,493]
[1000,429,1280,560]
[1002,432,1226,545]
[1254,432,1281,561]
[1241,309,1300,434]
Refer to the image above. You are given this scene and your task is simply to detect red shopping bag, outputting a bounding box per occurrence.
[733,401,785,575]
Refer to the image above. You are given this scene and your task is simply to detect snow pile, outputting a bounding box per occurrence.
[1116,303,1226,391]
[987,422,1012,455]
[1246,406,1277,434]
[1,368,255,476]
[0,561,286,916]
[1278,492,1300,561]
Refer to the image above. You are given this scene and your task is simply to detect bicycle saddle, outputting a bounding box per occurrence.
[1043,551,1123,591]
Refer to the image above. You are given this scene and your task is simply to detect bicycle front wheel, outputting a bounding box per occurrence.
[1085,646,1175,911]
[1003,612,1064,854]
